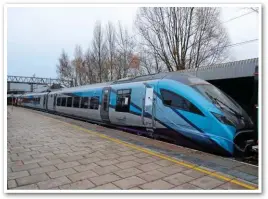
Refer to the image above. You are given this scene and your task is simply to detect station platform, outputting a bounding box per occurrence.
[7,107,259,191]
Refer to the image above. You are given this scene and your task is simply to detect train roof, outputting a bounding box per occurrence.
[48,82,112,94]
[17,72,205,96]
[7,94,23,97]
[21,92,49,97]
[111,71,197,85]
[28,72,198,95]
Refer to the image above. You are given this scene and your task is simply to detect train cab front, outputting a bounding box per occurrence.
[221,106,258,159]
[190,81,258,159]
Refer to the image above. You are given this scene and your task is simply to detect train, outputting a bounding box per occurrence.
[13,72,258,158]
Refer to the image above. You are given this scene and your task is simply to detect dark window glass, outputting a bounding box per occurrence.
[73,97,80,108]
[57,97,61,106]
[192,84,242,115]
[90,96,99,110]
[67,97,73,107]
[123,89,131,94]
[43,96,46,105]
[61,97,66,106]
[160,89,203,116]
[53,95,57,106]
[115,89,131,112]
[81,97,89,108]
[102,91,109,111]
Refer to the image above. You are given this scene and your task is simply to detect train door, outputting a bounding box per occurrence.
[43,94,48,110]
[100,87,111,123]
[142,87,155,129]
[53,94,57,111]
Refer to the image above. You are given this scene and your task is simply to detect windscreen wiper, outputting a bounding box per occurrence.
[205,92,243,118]
[205,91,222,108]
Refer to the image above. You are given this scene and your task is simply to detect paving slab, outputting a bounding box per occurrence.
[137,170,169,182]
[113,176,147,189]
[163,173,195,186]
[60,180,95,190]
[89,173,121,186]
[139,179,175,190]
[92,183,120,190]
[189,176,225,190]
[16,173,50,186]
[37,176,71,189]
[114,167,143,178]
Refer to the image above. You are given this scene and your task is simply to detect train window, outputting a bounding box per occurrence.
[90,96,99,110]
[115,89,131,112]
[67,97,73,107]
[43,96,46,105]
[57,97,61,106]
[160,89,203,116]
[61,97,66,107]
[53,95,57,107]
[73,97,80,108]
[81,97,89,108]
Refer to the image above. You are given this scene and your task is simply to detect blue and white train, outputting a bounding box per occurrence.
[17,72,257,157]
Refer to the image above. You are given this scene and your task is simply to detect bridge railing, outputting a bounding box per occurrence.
[7,75,73,87]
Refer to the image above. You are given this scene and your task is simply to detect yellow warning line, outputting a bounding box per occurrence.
[35,110,258,190]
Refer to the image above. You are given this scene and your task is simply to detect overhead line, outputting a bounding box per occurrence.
[221,10,255,24]
[226,39,258,48]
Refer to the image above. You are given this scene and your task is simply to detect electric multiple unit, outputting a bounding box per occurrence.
[17,72,257,157]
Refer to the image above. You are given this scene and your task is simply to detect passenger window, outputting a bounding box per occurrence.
[43,96,46,105]
[67,97,73,107]
[57,97,61,106]
[160,89,203,116]
[73,97,80,108]
[61,97,66,106]
[81,97,89,108]
[115,89,131,112]
[90,96,99,110]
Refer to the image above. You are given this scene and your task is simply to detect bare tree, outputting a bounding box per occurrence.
[92,21,108,83]
[71,45,84,86]
[56,49,74,86]
[135,7,230,71]
[137,46,166,75]
[106,22,117,81]
[116,22,136,79]
[83,48,96,84]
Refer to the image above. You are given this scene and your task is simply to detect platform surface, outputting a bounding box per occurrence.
[7,107,259,191]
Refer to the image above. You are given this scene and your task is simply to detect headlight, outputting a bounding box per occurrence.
[211,112,234,126]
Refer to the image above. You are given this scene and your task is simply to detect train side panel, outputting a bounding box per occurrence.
[55,88,103,122]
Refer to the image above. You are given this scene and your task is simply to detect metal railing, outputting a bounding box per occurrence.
[7,75,73,87]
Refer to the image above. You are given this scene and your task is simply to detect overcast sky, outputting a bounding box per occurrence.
[7,6,259,78]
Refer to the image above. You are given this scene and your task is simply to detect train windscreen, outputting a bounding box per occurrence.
[192,84,244,116]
